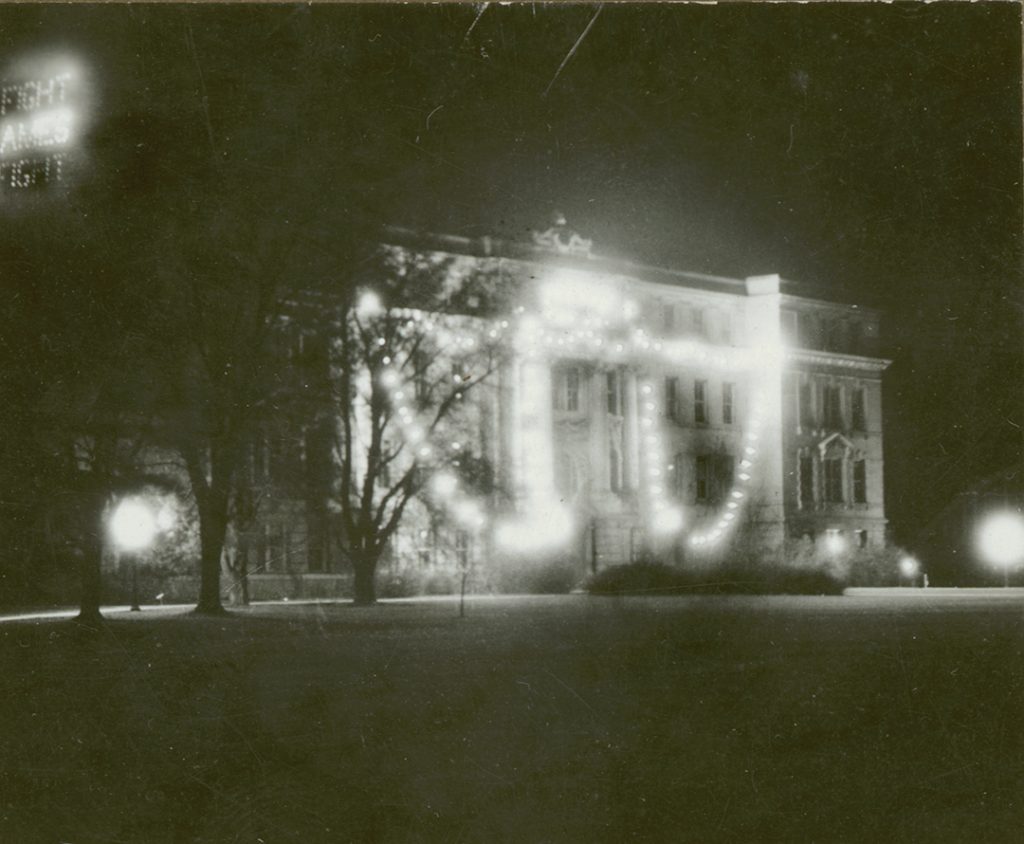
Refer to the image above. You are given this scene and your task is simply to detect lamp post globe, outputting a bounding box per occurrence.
[976,511,1024,587]
[110,499,157,611]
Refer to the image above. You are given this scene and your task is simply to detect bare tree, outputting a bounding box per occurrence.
[330,247,509,604]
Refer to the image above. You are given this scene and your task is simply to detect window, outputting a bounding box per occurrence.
[852,388,867,431]
[692,307,705,337]
[824,457,844,504]
[665,376,679,421]
[413,350,429,403]
[606,370,621,415]
[799,452,815,508]
[716,456,735,496]
[662,303,677,333]
[609,445,622,493]
[552,366,582,412]
[823,384,843,429]
[799,382,815,429]
[855,529,868,549]
[629,527,645,563]
[853,459,867,504]
[722,311,734,345]
[722,383,735,425]
[266,524,288,572]
[672,453,686,496]
[694,380,708,424]
[799,313,820,348]
[695,455,710,502]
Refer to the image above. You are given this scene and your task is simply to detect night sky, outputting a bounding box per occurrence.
[1,2,1021,551]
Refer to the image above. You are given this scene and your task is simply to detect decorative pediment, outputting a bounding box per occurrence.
[531,212,593,257]
[817,432,856,458]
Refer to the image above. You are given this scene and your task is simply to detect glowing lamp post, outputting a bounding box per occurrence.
[110,499,158,612]
[898,555,920,587]
[976,511,1024,587]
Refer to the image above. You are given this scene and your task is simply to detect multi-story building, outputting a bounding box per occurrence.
[239,220,890,593]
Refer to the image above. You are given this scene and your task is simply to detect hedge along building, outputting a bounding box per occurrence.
[235,220,890,597]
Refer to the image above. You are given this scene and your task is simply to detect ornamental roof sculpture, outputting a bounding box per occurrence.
[531,212,594,258]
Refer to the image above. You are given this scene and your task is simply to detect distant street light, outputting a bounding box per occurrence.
[976,511,1024,587]
[899,555,920,586]
[109,498,157,612]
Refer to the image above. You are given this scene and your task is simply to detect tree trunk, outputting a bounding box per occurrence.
[195,502,228,615]
[352,556,378,606]
[75,509,104,629]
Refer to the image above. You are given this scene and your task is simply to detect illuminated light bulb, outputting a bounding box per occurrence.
[418,446,432,458]
[382,356,391,365]
[740,460,752,469]
[727,502,738,510]
[376,337,386,347]
[615,344,624,353]
[408,427,424,444]
[357,290,383,316]
[464,337,476,349]
[450,441,462,451]
[452,374,462,384]
[455,392,463,400]
[739,473,751,481]
[380,368,399,388]
[744,447,756,456]
[395,391,405,400]
[641,384,652,395]
[488,330,497,339]
[731,491,744,499]
[724,513,735,522]
[644,402,655,411]
[501,320,509,328]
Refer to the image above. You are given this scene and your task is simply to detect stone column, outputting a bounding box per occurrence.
[624,368,641,492]
[743,274,787,554]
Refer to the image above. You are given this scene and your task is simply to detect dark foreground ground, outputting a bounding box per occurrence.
[0,593,1022,843]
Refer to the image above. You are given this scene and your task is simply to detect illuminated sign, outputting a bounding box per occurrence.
[0,68,79,192]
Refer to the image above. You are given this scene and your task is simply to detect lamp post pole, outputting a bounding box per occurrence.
[130,552,141,612]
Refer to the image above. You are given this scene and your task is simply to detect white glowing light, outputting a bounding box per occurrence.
[110,499,157,552]
[418,446,432,458]
[977,511,1024,568]
[824,531,845,556]
[155,505,176,532]
[744,447,756,456]
[738,473,751,481]
[731,491,744,499]
[727,502,738,510]
[899,555,920,578]
[380,368,399,388]
[450,441,462,451]
[407,426,424,444]
[356,290,383,317]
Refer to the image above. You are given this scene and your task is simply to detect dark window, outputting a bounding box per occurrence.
[606,370,621,415]
[695,455,710,502]
[853,459,867,504]
[630,527,645,563]
[692,308,705,337]
[665,376,679,421]
[662,303,676,333]
[672,453,686,496]
[413,351,429,403]
[799,453,815,508]
[824,457,844,503]
[722,383,735,425]
[852,388,867,431]
[799,382,814,429]
[694,380,708,424]
[856,529,868,549]
[609,446,622,493]
[716,456,735,500]
[823,384,843,429]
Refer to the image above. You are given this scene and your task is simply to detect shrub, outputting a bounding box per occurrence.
[586,559,844,596]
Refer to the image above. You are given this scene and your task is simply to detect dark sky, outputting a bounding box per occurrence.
[1,2,1021,546]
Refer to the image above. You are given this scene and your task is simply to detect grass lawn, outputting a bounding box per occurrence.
[0,594,1022,843]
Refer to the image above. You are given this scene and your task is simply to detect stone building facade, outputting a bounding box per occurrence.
[241,224,890,591]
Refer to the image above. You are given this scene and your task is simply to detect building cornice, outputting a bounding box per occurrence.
[786,348,892,372]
